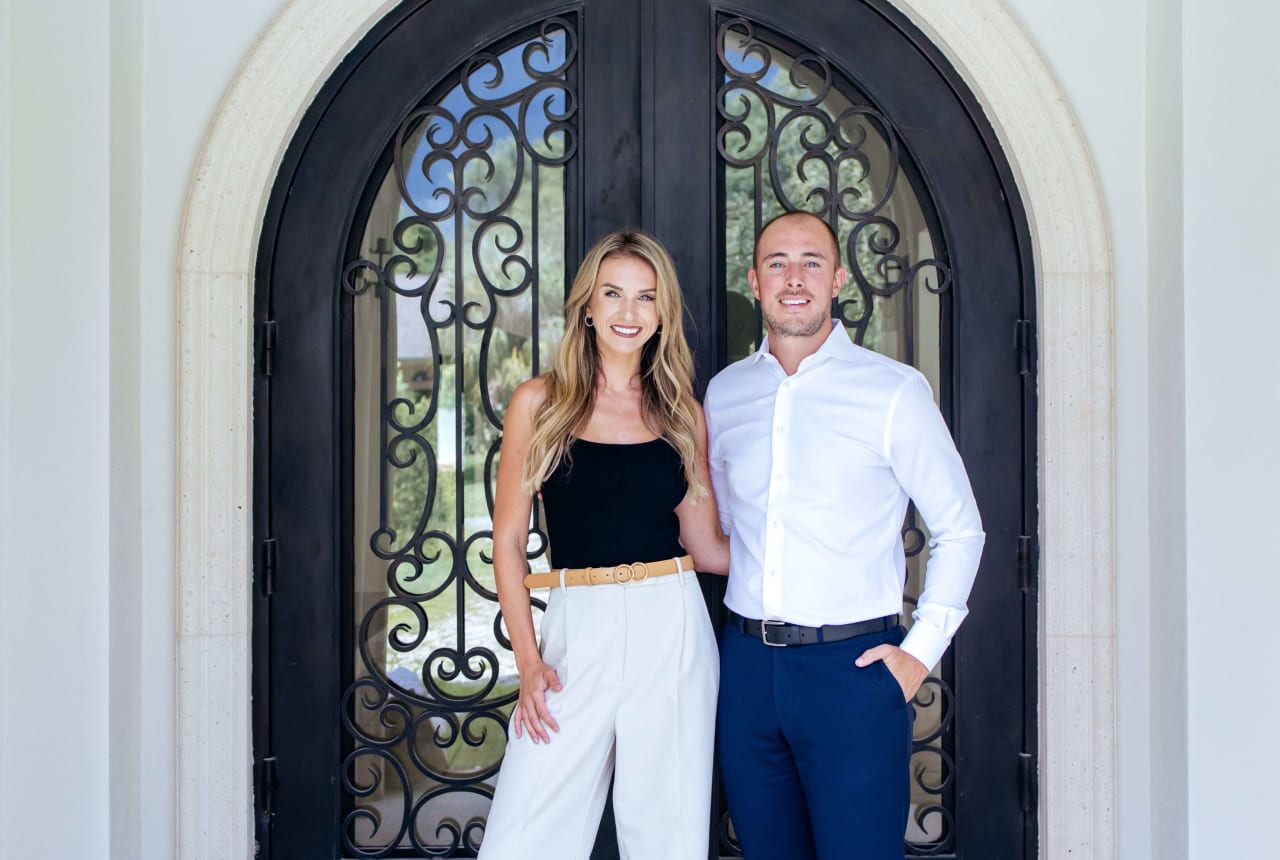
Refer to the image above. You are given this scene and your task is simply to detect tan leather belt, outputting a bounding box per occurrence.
[524,555,694,589]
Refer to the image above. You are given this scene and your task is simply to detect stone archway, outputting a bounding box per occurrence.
[174,1,1114,856]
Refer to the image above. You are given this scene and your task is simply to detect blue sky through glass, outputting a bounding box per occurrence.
[400,29,568,218]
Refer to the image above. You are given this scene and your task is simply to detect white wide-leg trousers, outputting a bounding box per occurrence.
[479,568,719,860]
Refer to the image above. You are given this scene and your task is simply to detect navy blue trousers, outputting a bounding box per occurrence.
[717,622,912,860]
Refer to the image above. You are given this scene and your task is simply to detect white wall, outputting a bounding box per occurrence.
[1,2,284,858]
[3,1,114,856]
[0,0,13,844]
[1183,0,1280,854]
[110,1,144,857]
[1144,1,1188,857]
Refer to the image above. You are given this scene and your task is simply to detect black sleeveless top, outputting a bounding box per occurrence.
[540,438,688,569]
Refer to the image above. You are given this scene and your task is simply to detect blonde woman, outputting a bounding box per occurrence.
[479,230,728,859]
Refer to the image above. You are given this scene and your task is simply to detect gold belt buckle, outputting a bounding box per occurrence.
[611,561,649,584]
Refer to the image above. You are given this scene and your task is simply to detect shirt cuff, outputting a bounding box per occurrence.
[899,620,950,673]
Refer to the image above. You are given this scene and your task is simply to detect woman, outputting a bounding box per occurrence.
[480,230,728,859]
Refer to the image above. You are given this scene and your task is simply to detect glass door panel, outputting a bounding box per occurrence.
[342,18,575,855]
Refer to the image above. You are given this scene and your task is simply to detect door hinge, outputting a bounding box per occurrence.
[1018,752,1037,813]
[261,755,278,817]
[261,320,278,377]
[1015,319,1033,376]
[261,537,278,597]
[1017,535,1037,594]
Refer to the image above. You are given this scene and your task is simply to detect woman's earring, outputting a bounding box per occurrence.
[584,313,594,328]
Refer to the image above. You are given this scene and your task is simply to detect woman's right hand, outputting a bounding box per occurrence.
[512,659,563,744]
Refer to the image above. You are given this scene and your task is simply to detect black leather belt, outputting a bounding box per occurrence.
[728,610,898,647]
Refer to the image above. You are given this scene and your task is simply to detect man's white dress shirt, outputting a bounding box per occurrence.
[705,322,985,670]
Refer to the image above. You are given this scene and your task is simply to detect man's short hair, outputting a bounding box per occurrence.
[752,211,842,269]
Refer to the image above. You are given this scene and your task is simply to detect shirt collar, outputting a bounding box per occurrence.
[752,320,859,367]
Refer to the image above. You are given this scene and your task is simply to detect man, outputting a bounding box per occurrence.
[705,211,985,859]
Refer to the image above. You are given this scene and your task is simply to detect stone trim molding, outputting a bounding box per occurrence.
[175,1,1115,857]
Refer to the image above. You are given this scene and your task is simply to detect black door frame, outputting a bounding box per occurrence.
[253,1,1037,857]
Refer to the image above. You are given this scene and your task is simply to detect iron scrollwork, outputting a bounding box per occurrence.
[340,17,576,857]
[717,17,952,351]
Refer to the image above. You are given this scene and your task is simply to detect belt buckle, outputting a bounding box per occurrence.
[610,561,648,585]
[760,619,787,647]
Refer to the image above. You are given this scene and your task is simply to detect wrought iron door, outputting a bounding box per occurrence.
[253,1,1036,858]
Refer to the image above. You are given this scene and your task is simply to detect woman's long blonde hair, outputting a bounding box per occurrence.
[521,229,706,499]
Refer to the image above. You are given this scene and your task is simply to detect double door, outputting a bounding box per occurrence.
[253,1,1036,857]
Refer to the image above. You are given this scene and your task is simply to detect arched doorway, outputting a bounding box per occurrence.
[251,1,1035,856]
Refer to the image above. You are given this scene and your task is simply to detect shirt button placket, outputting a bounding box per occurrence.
[762,381,790,619]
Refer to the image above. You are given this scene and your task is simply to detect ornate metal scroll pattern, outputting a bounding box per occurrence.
[899,503,957,854]
[716,18,956,856]
[716,16,951,350]
[340,17,575,857]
